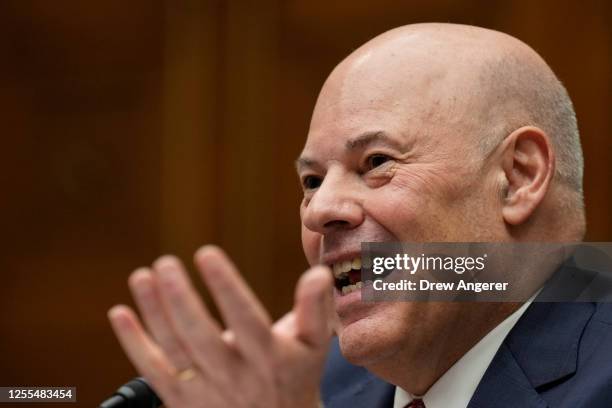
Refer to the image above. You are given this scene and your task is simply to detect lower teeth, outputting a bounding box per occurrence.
[341,281,363,295]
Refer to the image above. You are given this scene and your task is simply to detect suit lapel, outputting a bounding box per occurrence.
[468,343,548,408]
[504,302,594,388]
[469,301,595,408]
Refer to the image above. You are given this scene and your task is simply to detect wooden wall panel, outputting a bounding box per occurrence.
[0,0,166,262]
[216,0,288,314]
[160,1,220,261]
[0,1,166,406]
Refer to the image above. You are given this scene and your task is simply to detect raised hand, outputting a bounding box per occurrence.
[108,245,334,408]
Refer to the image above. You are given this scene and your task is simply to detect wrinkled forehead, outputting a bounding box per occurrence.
[304,38,475,155]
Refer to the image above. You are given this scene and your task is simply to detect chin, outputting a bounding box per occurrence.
[337,313,404,367]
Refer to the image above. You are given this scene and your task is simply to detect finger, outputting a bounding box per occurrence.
[274,310,297,337]
[194,246,273,356]
[273,311,297,337]
[152,255,228,372]
[129,268,193,370]
[107,305,181,405]
[294,266,334,349]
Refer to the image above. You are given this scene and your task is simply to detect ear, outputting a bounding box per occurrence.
[499,126,555,226]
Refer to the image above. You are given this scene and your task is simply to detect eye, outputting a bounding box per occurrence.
[302,175,322,190]
[366,154,392,169]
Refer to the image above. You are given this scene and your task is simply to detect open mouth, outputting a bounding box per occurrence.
[330,257,393,295]
[331,257,363,295]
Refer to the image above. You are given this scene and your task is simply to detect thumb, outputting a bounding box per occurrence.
[294,265,334,348]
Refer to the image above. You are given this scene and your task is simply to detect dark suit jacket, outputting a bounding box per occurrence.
[321,262,612,407]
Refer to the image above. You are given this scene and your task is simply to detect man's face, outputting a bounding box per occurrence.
[297,51,504,367]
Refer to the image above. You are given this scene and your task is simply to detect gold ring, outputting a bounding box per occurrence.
[177,367,198,382]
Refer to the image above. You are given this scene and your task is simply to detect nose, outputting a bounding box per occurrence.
[302,169,365,234]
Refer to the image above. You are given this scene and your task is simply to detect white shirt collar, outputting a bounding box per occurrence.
[393,296,536,408]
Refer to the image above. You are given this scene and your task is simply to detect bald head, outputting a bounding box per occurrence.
[300,25,585,388]
[300,24,586,393]
[311,23,583,217]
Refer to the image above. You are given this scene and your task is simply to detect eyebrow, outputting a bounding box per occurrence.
[345,130,405,150]
[295,130,408,172]
[295,157,316,172]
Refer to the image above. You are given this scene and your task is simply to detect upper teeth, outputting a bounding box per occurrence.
[332,257,362,278]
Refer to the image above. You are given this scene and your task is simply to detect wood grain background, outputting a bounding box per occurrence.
[1,1,610,406]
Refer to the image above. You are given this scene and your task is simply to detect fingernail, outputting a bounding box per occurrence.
[154,260,183,295]
[108,305,136,331]
[194,246,221,268]
[194,246,210,259]
[157,264,177,283]
[129,268,151,288]
[154,254,179,268]
[108,305,128,324]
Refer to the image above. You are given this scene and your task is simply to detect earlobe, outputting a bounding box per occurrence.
[500,127,555,226]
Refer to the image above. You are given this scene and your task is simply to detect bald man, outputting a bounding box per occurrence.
[108,24,612,408]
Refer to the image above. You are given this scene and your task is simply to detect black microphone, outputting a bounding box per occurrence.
[99,377,162,408]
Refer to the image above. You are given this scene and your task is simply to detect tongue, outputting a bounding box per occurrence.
[348,269,361,284]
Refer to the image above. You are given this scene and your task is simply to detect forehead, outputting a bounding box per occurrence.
[303,72,449,159]
[301,38,483,161]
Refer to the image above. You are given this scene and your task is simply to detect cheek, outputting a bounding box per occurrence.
[301,225,320,266]
[363,165,467,240]
[366,200,421,241]
[392,163,466,202]
[363,182,429,240]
